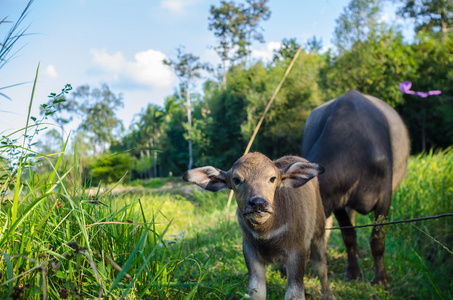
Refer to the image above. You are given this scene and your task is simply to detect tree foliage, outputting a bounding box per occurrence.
[164,47,210,170]
[396,0,453,33]
[71,84,124,155]
[273,38,301,61]
[397,30,453,152]
[333,0,383,52]
[322,28,418,106]
[208,0,270,88]
[88,152,136,184]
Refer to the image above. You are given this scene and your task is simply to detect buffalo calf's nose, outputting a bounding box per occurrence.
[247,197,268,211]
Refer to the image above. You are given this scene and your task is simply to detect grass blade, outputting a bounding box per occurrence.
[47,133,69,187]
[11,63,39,224]
[119,220,174,300]
[1,252,14,294]
[110,221,155,292]
[2,193,55,247]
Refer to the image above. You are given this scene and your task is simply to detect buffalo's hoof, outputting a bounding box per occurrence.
[344,269,361,282]
[344,273,362,282]
[344,263,361,282]
[371,276,389,288]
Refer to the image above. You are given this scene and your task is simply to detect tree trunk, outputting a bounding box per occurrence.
[421,123,426,153]
[186,86,194,170]
[146,141,151,158]
[153,150,158,178]
[221,59,227,90]
[150,137,157,178]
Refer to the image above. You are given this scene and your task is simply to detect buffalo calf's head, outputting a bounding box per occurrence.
[183,153,324,225]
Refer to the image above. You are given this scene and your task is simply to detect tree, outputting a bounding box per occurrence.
[208,0,270,88]
[240,55,324,158]
[323,0,421,105]
[187,93,211,167]
[36,129,63,155]
[397,31,453,152]
[306,36,324,53]
[164,47,209,170]
[160,93,190,175]
[396,0,453,33]
[333,0,383,52]
[204,84,247,169]
[209,1,243,89]
[34,128,64,176]
[273,38,301,61]
[273,37,322,62]
[321,28,417,105]
[135,104,164,178]
[242,0,271,60]
[71,84,124,155]
[88,152,136,184]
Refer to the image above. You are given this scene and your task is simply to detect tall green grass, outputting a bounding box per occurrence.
[387,148,453,299]
[1,145,452,299]
[0,150,210,299]
[0,78,207,299]
[1,147,452,299]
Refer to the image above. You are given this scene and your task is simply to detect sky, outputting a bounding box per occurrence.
[1,0,409,138]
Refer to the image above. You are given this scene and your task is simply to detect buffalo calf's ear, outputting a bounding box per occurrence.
[280,161,324,188]
[183,166,230,192]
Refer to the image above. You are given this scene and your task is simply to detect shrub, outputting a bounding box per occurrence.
[87,152,136,184]
[144,178,165,188]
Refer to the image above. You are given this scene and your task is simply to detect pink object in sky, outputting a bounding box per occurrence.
[399,81,442,98]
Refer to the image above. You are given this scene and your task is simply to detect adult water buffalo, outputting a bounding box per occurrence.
[302,90,410,286]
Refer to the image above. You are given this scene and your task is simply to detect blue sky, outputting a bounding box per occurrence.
[1,0,407,136]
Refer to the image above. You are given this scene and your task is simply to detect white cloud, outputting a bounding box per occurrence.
[90,48,177,89]
[161,0,199,13]
[161,0,185,12]
[44,64,58,78]
[91,49,125,72]
[251,41,282,62]
[132,50,176,87]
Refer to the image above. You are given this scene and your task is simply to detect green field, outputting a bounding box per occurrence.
[1,149,452,299]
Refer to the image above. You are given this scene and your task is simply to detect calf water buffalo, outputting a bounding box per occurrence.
[302,90,410,286]
[183,153,335,300]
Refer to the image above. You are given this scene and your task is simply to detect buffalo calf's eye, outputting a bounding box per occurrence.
[233,178,241,185]
[270,177,276,183]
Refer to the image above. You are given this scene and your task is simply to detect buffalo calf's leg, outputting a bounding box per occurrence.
[285,251,307,300]
[243,242,266,300]
[310,236,336,300]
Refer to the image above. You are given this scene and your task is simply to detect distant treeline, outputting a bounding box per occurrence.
[111,31,452,179]
[38,0,453,183]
